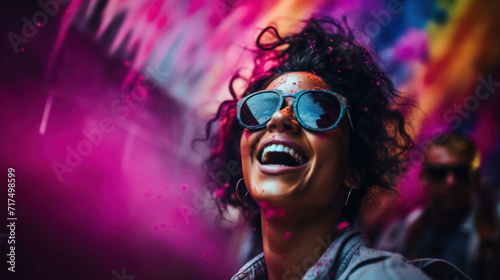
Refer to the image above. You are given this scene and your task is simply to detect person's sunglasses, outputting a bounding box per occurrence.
[425,165,472,183]
[236,89,353,132]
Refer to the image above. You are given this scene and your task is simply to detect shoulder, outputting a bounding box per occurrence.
[342,246,470,280]
[231,253,267,280]
[304,227,432,279]
[340,246,431,280]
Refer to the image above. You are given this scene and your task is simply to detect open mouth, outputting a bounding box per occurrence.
[257,143,308,167]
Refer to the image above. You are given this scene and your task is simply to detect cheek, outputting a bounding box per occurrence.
[460,185,474,197]
[240,134,252,160]
[313,133,327,140]
[240,135,252,181]
[240,129,263,160]
[244,130,255,140]
[311,130,349,156]
[316,142,347,166]
[309,132,350,186]
[426,183,441,195]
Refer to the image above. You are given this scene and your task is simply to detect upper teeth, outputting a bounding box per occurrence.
[261,144,306,164]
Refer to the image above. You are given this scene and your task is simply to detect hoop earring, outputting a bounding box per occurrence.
[235,178,248,200]
[345,187,353,206]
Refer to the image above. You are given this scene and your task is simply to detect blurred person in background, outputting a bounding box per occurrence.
[377,131,500,280]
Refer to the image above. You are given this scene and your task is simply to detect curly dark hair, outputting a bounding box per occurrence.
[200,16,414,234]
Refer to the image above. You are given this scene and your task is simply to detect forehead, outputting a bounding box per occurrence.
[425,145,471,166]
[264,72,331,94]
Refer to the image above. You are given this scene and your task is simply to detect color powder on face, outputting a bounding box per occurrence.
[314,133,327,140]
[245,130,254,140]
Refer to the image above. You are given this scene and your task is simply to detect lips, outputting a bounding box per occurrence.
[256,138,309,167]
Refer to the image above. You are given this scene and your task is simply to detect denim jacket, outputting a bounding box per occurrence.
[231,227,469,280]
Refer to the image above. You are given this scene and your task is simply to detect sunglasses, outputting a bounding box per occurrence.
[236,89,353,132]
[424,165,472,183]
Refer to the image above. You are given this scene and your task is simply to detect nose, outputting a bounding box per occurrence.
[266,98,300,133]
[444,171,457,187]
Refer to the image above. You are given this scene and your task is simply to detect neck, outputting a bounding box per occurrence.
[261,210,344,280]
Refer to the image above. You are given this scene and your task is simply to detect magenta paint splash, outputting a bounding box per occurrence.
[215,188,225,198]
[245,130,254,140]
[336,221,350,231]
[259,202,286,219]
[314,133,327,139]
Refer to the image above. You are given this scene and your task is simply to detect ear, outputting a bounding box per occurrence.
[343,167,364,190]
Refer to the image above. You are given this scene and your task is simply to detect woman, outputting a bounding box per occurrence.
[203,17,469,280]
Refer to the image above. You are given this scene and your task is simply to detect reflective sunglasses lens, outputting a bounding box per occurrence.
[453,166,471,183]
[426,165,471,183]
[426,167,447,181]
[240,92,280,127]
[297,92,341,130]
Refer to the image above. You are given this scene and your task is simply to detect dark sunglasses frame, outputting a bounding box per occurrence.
[424,165,472,183]
[236,89,353,132]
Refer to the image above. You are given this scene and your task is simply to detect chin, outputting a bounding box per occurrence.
[249,157,311,200]
[252,180,299,203]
